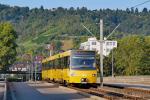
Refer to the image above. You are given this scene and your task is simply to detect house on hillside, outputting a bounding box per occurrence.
[80,37,117,56]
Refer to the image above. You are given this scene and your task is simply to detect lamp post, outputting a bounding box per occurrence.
[34,60,37,82]
[112,49,114,77]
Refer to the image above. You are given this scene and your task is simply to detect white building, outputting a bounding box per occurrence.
[9,66,27,71]
[80,37,117,56]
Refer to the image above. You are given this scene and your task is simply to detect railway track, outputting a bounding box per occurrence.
[34,81,150,100]
[67,85,150,100]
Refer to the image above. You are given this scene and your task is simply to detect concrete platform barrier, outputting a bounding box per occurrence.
[97,76,150,85]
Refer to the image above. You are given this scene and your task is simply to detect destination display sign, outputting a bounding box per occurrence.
[72,51,95,56]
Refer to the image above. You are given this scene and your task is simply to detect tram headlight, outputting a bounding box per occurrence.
[92,74,96,77]
[81,78,84,81]
[81,78,87,82]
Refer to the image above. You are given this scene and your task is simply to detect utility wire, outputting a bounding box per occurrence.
[106,24,120,39]
[131,0,150,9]
[107,0,150,39]
[81,0,150,39]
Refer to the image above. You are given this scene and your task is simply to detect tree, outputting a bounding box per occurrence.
[103,56,112,76]
[113,35,150,75]
[1,4,150,60]
[131,8,134,13]
[0,22,17,70]
[139,36,150,75]
[142,8,148,13]
[126,8,130,14]
[113,36,143,75]
[135,8,139,14]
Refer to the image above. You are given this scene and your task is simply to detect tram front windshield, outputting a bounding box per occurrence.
[71,56,96,70]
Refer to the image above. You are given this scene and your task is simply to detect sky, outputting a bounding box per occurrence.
[0,0,150,10]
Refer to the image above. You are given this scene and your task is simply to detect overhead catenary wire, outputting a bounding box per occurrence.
[81,24,95,37]
[131,0,150,9]
[106,23,120,39]
[107,0,150,39]
[81,0,150,39]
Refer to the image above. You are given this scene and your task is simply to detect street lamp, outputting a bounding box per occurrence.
[111,49,114,77]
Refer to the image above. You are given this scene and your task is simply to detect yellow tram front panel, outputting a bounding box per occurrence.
[42,70,48,80]
[69,70,97,83]
[41,70,45,80]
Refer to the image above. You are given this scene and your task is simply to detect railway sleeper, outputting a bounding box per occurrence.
[93,88,145,100]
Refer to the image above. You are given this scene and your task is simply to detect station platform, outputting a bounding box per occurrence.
[9,82,97,100]
[97,76,150,90]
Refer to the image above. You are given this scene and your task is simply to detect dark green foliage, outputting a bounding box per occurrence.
[139,36,150,75]
[54,40,62,52]
[0,4,150,41]
[96,55,112,76]
[106,36,150,75]
[0,4,149,75]
[0,22,17,70]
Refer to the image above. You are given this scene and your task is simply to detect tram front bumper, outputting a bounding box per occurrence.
[81,78,88,84]
[69,76,96,84]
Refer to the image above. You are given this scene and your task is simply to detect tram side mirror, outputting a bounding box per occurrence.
[68,61,70,66]
[67,58,70,69]
[93,63,96,68]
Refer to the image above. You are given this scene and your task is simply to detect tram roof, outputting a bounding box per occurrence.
[42,50,95,63]
[42,50,71,63]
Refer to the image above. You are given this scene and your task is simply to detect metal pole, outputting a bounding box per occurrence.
[112,49,114,77]
[27,61,30,81]
[26,61,28,81]
[100,19,103,87]
[35,61,37,82]
[25,62,28,81]
[31,54,33,81]
[29,62,30,81]
[50,50,51,56]
[26,70,27,81]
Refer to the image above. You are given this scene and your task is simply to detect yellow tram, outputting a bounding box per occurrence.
[42,50,97,85]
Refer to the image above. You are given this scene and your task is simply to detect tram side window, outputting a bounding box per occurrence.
[48,61,51,69]
[57,59,61,69]
[61,58,64,68]
[46,62,49,69]
[59,58,62,69]
[44,62,46,69]
[47,62,49,69]
[48,61,52,69]
[55,59,59,69]
[64,56,70,68]
[42,63,45,70]
[50,61,53,69]
[55,60,58,69]
[44,63,46,69]
[52,60,55,69]
[64,57,67,68]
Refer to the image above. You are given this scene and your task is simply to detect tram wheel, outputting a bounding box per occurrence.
[63,80,68,87]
